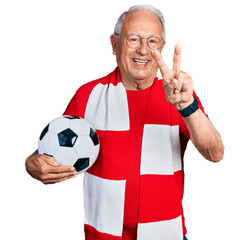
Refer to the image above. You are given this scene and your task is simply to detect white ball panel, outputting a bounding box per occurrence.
[39,131,60,155]
[69,118,91,136]
[53,147,78,166]
[74,135,94,158]
[49,116,70,134]
[38,139,44,154]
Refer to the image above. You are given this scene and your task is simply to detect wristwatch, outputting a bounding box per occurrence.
[178,96,199,117]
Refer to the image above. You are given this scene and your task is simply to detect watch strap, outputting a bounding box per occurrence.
[178,96,199,117]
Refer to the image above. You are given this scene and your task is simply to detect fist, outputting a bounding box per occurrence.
[152,44,194,110]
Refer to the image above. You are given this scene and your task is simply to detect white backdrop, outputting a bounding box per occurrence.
[1,0,248,239]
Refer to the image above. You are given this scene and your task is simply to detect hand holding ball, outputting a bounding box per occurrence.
[38,116,100,173]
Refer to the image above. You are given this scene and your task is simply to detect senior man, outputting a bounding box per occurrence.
[26,5,224,240]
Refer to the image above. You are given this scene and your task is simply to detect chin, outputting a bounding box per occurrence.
[131,70,151,81]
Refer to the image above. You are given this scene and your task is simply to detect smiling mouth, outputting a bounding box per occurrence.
[132,58,149,66]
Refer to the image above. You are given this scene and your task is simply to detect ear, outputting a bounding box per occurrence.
[110,34,118,55]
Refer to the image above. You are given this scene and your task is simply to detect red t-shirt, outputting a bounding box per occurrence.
[122,87,151,239]
[63,70,206,240]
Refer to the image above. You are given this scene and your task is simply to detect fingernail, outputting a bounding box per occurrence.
[54,161,60,166]
[174,89,179,94]
[154,49,159,55]
[71,167,75,171]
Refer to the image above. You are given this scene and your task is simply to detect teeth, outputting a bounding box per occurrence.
[133,59,148,63]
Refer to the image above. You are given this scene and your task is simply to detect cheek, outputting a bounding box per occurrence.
[116,53,125,68]
[116,49,132,67]
[148,59,158,71]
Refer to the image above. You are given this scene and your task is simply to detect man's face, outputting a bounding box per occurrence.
[111,10,165,88]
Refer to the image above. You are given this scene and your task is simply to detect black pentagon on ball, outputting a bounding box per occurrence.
[58,128,78,147]
[73,158,89,172]
[89,128,99,146]
[63,115,81,120]
[39,124,49,141]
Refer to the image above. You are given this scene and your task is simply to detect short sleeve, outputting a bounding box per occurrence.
[179,91,208,139]
[63,80,100,118]
[63,91,80,117]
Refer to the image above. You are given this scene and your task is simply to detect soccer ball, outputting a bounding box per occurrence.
[38,115,100,173]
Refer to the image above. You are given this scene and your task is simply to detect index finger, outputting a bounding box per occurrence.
[48,165,76,173]
[173,44,182,76]
[152,49,170,79]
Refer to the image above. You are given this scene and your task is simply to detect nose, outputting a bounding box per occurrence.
[137,38,149,55]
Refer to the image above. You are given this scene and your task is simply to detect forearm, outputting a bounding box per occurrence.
[183,109,224,162]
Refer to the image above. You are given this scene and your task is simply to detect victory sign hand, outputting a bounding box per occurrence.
[152,44,194,110]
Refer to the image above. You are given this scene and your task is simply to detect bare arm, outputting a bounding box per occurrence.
[25,150,78,184]
[152,44,224,162]
[183,109,224,161]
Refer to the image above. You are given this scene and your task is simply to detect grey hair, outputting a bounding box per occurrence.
[114,5,166,41]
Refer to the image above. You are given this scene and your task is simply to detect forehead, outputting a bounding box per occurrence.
[121,10,163,37]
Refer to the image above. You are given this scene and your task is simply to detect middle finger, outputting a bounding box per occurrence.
[173,44,182,77]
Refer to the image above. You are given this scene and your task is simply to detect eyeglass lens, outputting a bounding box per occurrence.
[126,35,163,50]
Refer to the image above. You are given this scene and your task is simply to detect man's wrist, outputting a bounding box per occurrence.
[178,96,199,117]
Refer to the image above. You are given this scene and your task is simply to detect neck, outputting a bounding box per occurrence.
[122,77,155,91]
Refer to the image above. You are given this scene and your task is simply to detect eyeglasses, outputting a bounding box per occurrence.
[115,34,164,50]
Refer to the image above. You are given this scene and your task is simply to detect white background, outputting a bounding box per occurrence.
[0,0,248,239]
